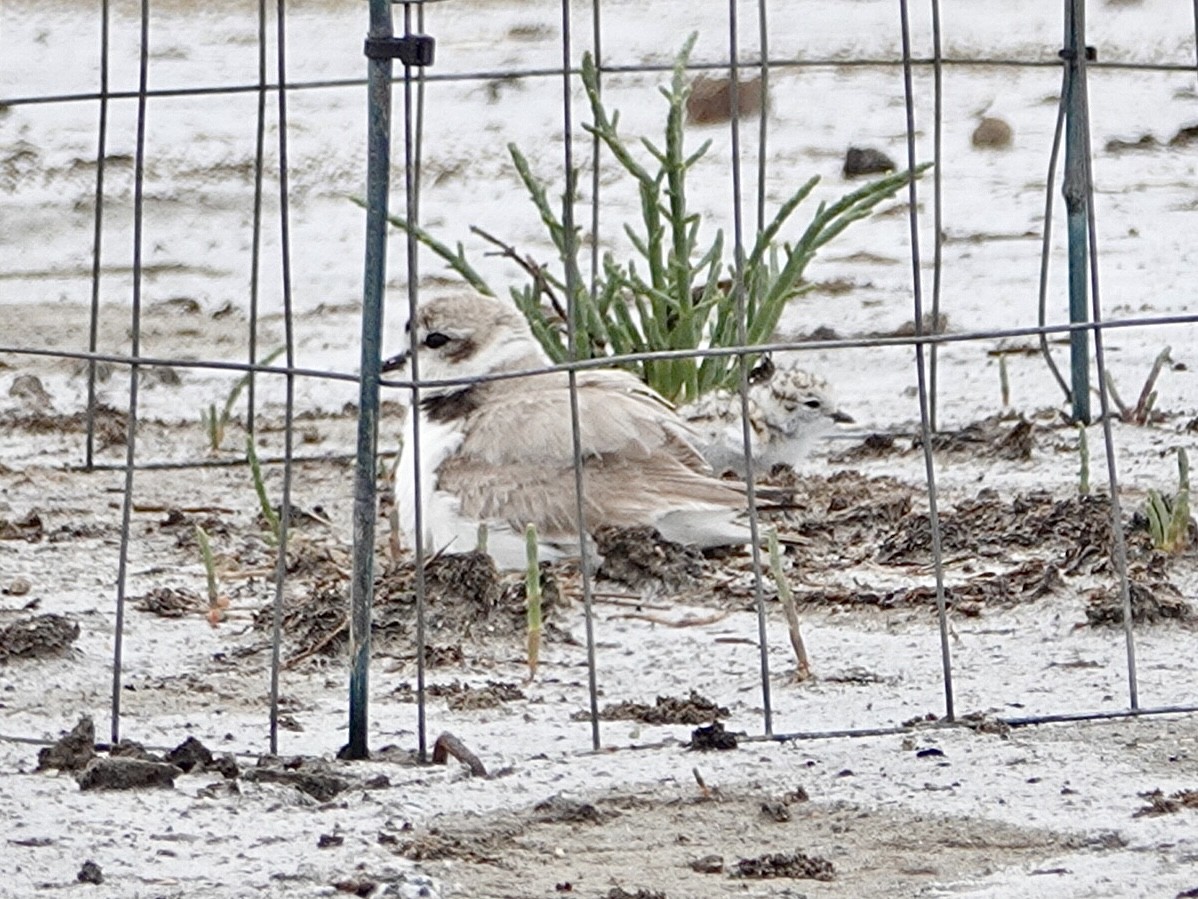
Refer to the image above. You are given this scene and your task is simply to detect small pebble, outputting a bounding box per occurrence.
[4,577,31,596]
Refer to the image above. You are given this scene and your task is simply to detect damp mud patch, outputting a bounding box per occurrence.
[393,787,1073,899]
[8,405,128,450]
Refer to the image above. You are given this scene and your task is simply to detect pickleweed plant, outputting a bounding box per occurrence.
[375,34,928,404]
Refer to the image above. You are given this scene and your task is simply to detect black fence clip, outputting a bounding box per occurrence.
[1058,45,1097,62]
[364,34,435,67]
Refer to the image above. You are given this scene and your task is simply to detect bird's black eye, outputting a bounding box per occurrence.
[424,331,450,349]
[804,399,822,409]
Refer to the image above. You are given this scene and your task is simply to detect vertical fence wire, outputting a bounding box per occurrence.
[395,19,432,767]
[928,0,943,431]
[588,0,602,295]
[346,0,397,762]
[84,0,110,471]
[1068,0,1140,709]
[726,0,774,736]
[897,0,955,722]
[403,1,430,764]
[558,0,602,752]
[1194,0,1198,85]
[1037,68,1073,403]
[754,0,769,235]
[267,0,299,755]
[246,0,269,438]
[109,0,152,745]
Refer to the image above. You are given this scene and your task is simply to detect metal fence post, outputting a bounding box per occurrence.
[1062,0,1092,424]
[345,0,397,761]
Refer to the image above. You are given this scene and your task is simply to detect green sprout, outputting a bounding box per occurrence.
[246,435,280,545]
[1146,448,1191,553]
[525,523,542,680]
[768,528,810,681]
[201,346,285,452]
[195,524,229,626]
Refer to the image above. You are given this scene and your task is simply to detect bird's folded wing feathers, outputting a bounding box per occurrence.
[462,370,709,471]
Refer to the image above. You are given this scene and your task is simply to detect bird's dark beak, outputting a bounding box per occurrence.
[831,409,855,424]
[380,351,408,374]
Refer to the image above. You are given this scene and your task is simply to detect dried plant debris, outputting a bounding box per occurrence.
[606,889,665,899]
[1134,788,1198,817]
[596,525,707,592]
[532,794,609,825]
[395,825,518,865]
[393,680,525,711]
[575,690,729,725]
[242,757,350,802]
[77,757,182,791]
[688,721,739,751]
[0,510,44,541]
[262,550,561,657]
[1085,580,1191,627]
[165,736,215,773]
[876,490,1151,574]
[765,470,915,563]
[795,560,1063,613]
[134,586,205,618]
[915,413,1038,460]
[831,432,901,462]
[37,716,97,772]
[731,849,835,881]
[0,613,79,660]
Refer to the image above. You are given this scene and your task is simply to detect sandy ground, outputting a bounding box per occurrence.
[3,0,1198,897]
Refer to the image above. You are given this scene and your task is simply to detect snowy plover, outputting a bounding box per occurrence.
[384,292,755,570]
[679,358,852,477]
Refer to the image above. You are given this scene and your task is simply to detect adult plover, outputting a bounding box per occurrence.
[383,292,755,569]
[679,358,853,477]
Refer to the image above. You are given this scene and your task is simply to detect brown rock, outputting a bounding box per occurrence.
[686,74,766,125]
[972,116,1013,149]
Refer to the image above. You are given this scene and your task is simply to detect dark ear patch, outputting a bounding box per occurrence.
[421,387,479,422]
[445,337,477,364]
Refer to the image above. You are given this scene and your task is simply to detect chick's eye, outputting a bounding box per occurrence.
[804,399,822,409]
[424,332,450,349]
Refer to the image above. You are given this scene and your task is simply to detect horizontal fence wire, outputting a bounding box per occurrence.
[4,55,1198,108]
[3,313,1197,405]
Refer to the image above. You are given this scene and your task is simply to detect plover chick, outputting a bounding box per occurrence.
[679,359,852,477]
[384,292,754,570]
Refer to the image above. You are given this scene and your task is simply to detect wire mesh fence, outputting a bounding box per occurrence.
[2,0,1197,786]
